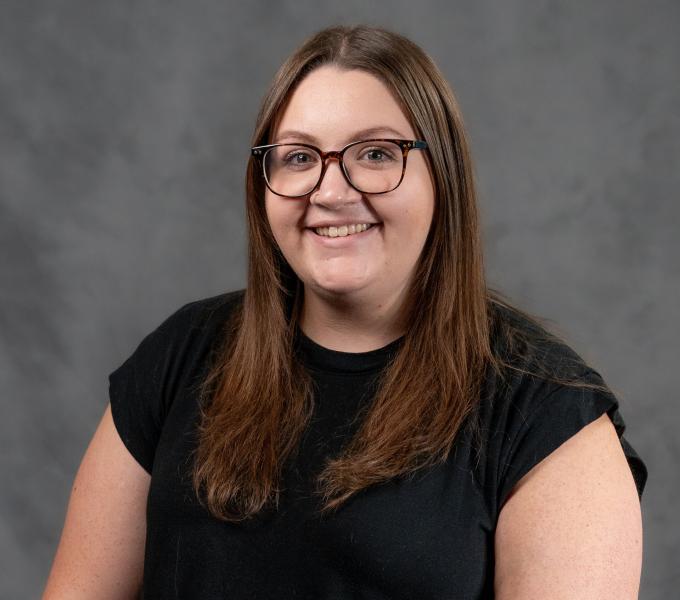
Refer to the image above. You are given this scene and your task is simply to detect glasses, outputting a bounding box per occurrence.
[251,138,428,197]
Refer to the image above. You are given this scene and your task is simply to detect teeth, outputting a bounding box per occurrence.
[314,223,374,237]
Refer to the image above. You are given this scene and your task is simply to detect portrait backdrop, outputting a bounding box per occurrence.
[0,1,677,598]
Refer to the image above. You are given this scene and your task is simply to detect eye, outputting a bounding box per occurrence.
[366,149,386,161]
[356,144,398,163]
[284,151,314,164]
[275,147,320,171]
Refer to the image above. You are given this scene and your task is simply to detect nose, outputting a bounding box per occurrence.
[309,156,362,207]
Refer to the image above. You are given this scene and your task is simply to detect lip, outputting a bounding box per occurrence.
[305,223,381,246]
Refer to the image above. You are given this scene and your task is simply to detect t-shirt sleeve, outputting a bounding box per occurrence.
[107,302,195,474]
[496,368,648,512]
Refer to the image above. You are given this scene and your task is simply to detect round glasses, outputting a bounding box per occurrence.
[251,138,428,197]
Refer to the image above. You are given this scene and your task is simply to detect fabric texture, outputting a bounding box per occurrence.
[108,288,647,599]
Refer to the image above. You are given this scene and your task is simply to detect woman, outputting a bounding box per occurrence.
[44,25,647,599]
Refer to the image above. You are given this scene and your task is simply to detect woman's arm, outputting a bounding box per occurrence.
[494,413,643,599]
[42,403,151,600]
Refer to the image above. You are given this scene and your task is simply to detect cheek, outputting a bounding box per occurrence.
[389,187,434,235]
[264,196,306,253]
[265,195,287,230]
[385,187,434,266]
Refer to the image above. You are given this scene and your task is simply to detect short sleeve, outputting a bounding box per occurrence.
[107,302,194,474]
[497,369,648,512]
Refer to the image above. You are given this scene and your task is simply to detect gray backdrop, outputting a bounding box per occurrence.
[1,1,677,598]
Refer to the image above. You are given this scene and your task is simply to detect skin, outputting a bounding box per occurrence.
[495,412,643,599]
[42,405,149,599]
[265,66,435,353]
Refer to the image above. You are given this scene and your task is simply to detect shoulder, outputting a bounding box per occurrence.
[487,298,592,382]
[483,299,616,428]
[140,288,246,351]
[163,288,245,332]
[112,288,246,379]
[481,300,600,435]
[482,302,645,597]
[109,288,246,412]
[474,299,647,506]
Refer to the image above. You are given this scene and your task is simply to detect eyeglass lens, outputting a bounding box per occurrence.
[263,141,404,196]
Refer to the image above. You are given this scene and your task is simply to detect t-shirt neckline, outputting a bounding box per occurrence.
[294,326,405,374]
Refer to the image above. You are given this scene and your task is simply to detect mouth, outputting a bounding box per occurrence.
[305,222,382,245]
[308,223,381,238]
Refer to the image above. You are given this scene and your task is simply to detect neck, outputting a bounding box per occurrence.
[298,284,408,353]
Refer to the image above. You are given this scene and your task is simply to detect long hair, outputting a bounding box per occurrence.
[190,25,610,522]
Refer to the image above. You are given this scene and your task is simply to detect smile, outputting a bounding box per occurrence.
[314,223,375,238]
[306,222,381,245]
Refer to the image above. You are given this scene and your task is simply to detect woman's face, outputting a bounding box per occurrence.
[264,66,435,305]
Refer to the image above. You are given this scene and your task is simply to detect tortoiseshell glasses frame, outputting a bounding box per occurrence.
[250,138,428,198]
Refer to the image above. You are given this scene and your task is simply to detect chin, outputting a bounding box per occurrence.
[307,276,371,298]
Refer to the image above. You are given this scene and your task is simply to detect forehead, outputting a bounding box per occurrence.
[272,66,415,145]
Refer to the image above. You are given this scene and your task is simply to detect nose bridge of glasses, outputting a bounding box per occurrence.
[322,149,344,161]
[317,149,353,186]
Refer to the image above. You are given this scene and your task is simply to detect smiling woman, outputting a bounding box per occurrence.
[43,24,648,600]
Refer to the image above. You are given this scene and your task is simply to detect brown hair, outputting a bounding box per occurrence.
[190,25,610,522]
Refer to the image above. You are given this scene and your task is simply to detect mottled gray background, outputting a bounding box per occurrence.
[1,1,677,598]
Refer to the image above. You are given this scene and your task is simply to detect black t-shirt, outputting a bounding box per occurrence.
[108,289,647,599]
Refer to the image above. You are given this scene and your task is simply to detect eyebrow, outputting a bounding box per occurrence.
[273,126,409,145]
